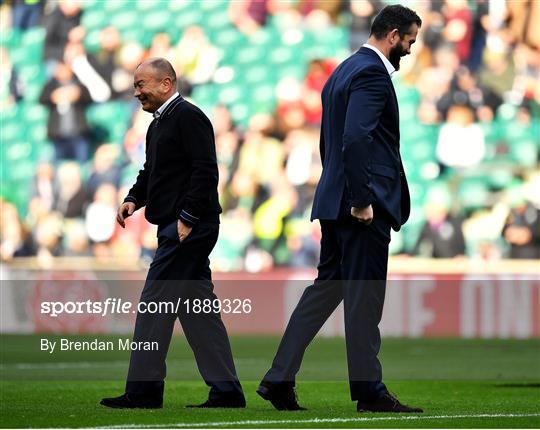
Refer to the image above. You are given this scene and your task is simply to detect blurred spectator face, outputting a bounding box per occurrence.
[57,162,82,196]
[150,33,172,57]
[447,104,474,126]
[351,0,376,17]
[64,220,89,255]
[99,27,120,52]
[212,105,232,134]
[94,183,117,206]
[119,43,145,72]
[93,144,119,173]
[456,66,475,91]
[37,162,54,181]
[59,0,81,17]
[35,213,62,251]
[54,62,73,82]
[434,45,460,71]
[231,170,256,197]
[133,63,174,113]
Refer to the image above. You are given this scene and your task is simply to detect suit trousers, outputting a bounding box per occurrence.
[263,207,391,401]
[125,221,243,401]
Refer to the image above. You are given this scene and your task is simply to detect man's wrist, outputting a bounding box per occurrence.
[178,209,199,227]
[124,195,137,205]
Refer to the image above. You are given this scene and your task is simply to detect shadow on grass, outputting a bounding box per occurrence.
[494,383,540,388]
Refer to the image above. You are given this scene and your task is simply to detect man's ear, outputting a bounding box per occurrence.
[161,77,173,93]
[388,28,400,46]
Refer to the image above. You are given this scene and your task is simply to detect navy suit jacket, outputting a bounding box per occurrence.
[311,47,410,231]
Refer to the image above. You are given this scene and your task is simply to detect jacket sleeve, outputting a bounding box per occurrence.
[124,126,153,209]
[178,107,219,227]
[342,67,390,209]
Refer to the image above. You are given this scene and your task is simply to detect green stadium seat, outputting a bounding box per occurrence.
[242,64,272,84]
[0,28,21,49]
[191,84,218,107]
[458,178,491,211]
[235,45,265,65]
[173,10,202,30]
[269,46,295,65]
[83,28,101,53]
[509,140,538,167]
[103,0,130,12]
[81,9,107,31]
[23,104,48,124]
[111,11,139,32]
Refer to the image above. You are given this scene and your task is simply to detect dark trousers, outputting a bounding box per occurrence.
[263,207,391,401]
[126,221,243,401]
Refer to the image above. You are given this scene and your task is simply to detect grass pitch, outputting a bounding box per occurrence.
[1,335,539,428]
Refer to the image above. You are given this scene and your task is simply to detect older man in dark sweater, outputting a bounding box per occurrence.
[101,58,245,409]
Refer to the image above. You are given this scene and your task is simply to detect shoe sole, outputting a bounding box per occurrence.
[100,400,162,409]
[256,387,306,411]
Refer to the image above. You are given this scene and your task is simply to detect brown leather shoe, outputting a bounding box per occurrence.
[357,392,423,413]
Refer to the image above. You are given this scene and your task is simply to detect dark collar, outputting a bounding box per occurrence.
[160,94,184,118]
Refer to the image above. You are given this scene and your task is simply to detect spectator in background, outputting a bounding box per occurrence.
[86,144,122,199]
[85,183,117,258]
[53,161,87,219]
[34,212,63,266]
[0,200,36,260]
[412,185,466,258]
[502,187,540,259]
[88,27,121,98]
[442,0,472,64]
[505,0,540,49]
[436,105,485,169]
[436,66,502,121]
[298,0,342,23]
[149,32,175,59]
[11,0,43,30]
[468,0,489,72]
[29,162,55,213]
[348,0,384,51]
[63,219,91,256]
[111,42,146,103]
[477,44,514,101]
[39,61,92,162]
[64,41,112,103]
[229,0,268,36]
[43,0,83,73]
[302,59,335,125]
[173,26,220,86]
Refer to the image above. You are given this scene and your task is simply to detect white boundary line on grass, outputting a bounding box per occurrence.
[89,413,540,429]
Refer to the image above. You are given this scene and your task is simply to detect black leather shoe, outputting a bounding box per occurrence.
[100,393,163,409]
[256,382,306,411]
[357,391,423,413]
[186,397,246,408]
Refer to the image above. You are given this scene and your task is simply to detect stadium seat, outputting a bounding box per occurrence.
[458,178,491,211]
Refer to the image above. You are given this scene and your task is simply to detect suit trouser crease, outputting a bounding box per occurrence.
[126,222,242,399]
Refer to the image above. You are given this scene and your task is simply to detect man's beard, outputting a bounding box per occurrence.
[389,43,405,71]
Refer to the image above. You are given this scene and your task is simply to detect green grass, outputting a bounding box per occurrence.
[1,335,539,428]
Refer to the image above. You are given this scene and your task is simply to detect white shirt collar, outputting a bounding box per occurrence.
[363,43,395,77]
[154,91,179,119]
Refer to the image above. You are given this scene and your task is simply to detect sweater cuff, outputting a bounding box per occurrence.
[178,209,199,227]
[124,195,138,205]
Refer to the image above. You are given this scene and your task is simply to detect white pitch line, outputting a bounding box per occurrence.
[88,413,540,429]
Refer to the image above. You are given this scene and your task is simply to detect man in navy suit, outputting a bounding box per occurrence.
[258,5,423,413]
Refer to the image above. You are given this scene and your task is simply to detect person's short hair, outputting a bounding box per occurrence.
[146,58,177,84]
[370,4,422,40]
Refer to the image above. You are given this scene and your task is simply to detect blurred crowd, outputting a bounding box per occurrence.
[1,0,539,270]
